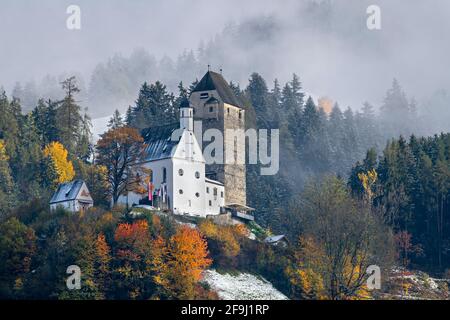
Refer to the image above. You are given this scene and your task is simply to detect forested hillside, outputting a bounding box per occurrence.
[349,135,450,273]
[1,69,449,299]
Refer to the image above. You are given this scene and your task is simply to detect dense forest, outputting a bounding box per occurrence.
[0,68,449,299]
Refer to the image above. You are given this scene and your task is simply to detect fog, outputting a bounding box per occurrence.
[1,0,450,119]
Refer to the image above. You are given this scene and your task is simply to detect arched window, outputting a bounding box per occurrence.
[162,167,167,183]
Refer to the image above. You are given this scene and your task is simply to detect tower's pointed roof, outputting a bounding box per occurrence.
[179,97,191,109]
[191,71,243,108]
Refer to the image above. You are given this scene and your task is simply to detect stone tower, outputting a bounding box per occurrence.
[189,71,246,206]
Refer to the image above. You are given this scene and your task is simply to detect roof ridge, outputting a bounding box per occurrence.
[191,71,243,108]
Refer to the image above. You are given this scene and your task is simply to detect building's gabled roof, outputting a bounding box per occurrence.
[50,180,91,204]
[264,235,287,243]
[141,123,180,161]
[192,71,243,108]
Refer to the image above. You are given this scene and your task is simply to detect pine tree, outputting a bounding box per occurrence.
[271,79,282,108]
[380,79,414,137]
[14,113,44,199]
[129,81,176,129]
[0,92,21,163]
[57,76,84,157]
[290,73,305,109]
[125,106,133,126]
[174,82,188,109]
[0,140,16,216]
[188,79,199,94]
[245,73,271,127]
[107,109,124,130]
[328,103,346,173]
[76,112,93,162]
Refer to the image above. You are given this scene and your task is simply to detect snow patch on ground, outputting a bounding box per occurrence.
[203,270,289,300]
[380,267,449,300]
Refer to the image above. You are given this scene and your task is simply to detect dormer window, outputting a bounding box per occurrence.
[200,93,209,99]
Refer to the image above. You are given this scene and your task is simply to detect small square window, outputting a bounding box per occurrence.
[209,106,214,112]
[200,93,209,99]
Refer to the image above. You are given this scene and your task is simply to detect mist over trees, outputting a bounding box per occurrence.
[3,0,450,128]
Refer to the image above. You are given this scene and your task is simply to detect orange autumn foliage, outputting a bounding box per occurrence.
[152,226,212,299]
[234,223,250,238]
[114,220,152,259]
[95,233,111,296]
[114,220,149,244]
[95,233,111,267]
[169,226,212,282]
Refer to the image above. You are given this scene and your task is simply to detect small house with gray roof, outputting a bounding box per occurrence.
[50,180,93,212]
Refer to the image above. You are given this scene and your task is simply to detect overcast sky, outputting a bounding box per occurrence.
[1,0,450,110]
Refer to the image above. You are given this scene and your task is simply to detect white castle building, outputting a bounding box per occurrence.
[119,98,225,217]
[119,71,253,220]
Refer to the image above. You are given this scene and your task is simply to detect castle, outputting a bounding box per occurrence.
[119,71,252,219]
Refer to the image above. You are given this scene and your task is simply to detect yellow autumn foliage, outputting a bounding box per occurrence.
[358,169,378,200]
[198,219,242,258]
[0,140,8,161]
[43,141,75,184]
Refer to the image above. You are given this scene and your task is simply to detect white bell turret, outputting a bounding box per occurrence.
[179,98,194,132]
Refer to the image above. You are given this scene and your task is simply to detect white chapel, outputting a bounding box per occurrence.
[119,99,225,217]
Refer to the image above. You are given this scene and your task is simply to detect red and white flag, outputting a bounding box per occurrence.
[148,182,153,201]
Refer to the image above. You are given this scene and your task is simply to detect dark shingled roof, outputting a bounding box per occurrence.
[179,97,191,109]
[192,71,243,108]
[141,123,180,161]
